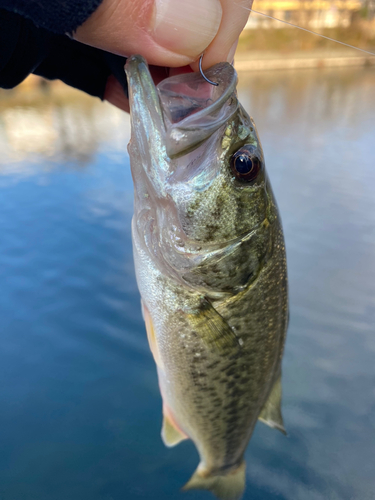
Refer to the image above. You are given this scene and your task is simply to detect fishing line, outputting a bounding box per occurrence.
[234,2,375,57]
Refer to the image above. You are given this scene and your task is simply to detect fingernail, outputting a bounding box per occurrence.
[227,40,238,64]
[152,0,222,59]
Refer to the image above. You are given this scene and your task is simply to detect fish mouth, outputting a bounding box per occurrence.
[125,55,238,159]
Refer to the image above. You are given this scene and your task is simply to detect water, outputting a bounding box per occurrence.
[0,67,374,500]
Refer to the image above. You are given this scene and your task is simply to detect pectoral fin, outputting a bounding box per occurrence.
[188,299,240,354]
[161,406,187,447]
[258,374,286,435]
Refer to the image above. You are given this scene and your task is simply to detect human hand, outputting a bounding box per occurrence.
[74,0,252,111]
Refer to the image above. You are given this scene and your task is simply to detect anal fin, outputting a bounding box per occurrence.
[161,406,187,448]
[258,374,286,435]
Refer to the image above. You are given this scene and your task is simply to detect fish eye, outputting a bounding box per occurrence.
[230,146,261,182]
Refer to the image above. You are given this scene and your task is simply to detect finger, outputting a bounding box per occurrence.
[104,65,192,112]
[104,74,130,112]
[74,0,223,68]
[190,0,252,71]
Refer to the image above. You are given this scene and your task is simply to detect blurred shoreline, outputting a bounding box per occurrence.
[1,63,373,168]
[1,20,375,101]
[236,19,375,70]
[4,48,374,102]
[0,78,95,109]
[235,48,375,70]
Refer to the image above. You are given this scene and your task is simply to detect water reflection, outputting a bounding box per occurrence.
[0,98,130,167]
[1,66,374,166]
[238,66,375,129]
[0,67,374,500]
[239,69,375,500]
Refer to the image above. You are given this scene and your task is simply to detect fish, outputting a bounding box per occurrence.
[124,55,288,500]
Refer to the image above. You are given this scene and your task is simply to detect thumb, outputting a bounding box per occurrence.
[74,0,223,67]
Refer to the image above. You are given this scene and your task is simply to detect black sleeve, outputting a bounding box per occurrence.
[0,9,128,99]
[0,0,102,35]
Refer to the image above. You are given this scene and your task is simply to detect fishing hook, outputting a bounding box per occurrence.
[199,54,218,86]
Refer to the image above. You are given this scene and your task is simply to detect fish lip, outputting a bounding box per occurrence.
[125,54,166,140]
[125,55,170,194]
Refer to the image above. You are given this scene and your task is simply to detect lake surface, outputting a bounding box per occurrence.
[0,66,374,500]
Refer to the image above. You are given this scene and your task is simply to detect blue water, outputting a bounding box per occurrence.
[0,67,374,500]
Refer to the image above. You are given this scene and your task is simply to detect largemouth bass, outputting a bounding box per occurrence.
[125,55,288,500]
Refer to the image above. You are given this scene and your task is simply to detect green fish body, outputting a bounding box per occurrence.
[125,55,288,500]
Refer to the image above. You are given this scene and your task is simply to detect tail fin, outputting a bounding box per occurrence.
[182,461,246,500]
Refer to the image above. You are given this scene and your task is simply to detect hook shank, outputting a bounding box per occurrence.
[199,54,219,86]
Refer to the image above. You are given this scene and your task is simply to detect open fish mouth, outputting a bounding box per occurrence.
[125,55,239,159]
